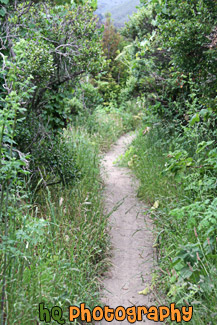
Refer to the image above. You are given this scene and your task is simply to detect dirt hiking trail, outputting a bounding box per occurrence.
[99,133,157,324]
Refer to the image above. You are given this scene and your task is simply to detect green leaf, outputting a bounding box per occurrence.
[0,7,6,16]
[138,286,151,295]
[189,113,200,126]
[162,7,167,14]
[196,141,214,154]
[179,267,193,280]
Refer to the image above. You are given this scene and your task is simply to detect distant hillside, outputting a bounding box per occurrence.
[95,0,140,28]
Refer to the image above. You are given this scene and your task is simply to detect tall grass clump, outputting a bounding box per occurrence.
[1,126,106,323]
[122,127,180,204]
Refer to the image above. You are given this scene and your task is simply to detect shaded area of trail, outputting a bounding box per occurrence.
[99,133,157,324]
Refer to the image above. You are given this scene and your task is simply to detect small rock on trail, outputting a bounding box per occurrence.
[99,133,157,324]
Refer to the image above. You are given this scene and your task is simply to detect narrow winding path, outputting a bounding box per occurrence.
[99,133,156,324]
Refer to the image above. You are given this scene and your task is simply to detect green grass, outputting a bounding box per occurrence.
[1,107,140,324]
[123,122,217,324]
[118,126,180,205]
[4,130,106,324]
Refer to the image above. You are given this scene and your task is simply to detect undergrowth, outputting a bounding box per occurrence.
[72,104,143,152]
[124,117,217,324]
[0,103,140,324]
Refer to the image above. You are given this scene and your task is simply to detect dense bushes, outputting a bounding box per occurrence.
[1,0,105,183]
